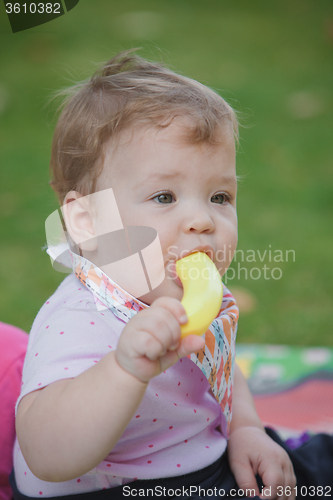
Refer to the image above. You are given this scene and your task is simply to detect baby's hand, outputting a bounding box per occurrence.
[116,297,205,383]
[228,426,296,500]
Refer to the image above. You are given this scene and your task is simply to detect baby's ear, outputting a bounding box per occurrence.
[61,191,97,252]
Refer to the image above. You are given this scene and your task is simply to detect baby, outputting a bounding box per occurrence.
[12,52,332,500]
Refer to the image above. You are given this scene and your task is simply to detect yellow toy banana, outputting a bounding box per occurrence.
[176,252,223,338]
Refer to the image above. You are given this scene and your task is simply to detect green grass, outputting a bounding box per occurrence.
[0,0,332,344]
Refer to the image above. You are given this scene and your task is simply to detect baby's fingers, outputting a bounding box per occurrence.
[260,468,284,499]
[151,296,187,326]
[132,303,182,353]
[230,458,260,498]
[280,462,297,500]
[260,462,296,500]
[177,334,205,358]
[158,335,205,373]
[137,331,169,360]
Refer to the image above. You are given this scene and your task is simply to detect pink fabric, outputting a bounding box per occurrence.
[14,274,228,498]
[0,322,28,500]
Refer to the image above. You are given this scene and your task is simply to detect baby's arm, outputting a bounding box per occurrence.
[228,364,296,500]
[16,297,205,483]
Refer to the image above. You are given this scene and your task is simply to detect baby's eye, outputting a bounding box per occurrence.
[211,193,230,204]
[153,192,175,204]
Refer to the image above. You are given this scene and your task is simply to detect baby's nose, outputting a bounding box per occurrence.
[183,206,214,233]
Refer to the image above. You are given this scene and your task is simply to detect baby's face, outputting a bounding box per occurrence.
[95,119,238,305]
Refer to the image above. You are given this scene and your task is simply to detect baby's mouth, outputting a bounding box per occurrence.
[168,261,183,288]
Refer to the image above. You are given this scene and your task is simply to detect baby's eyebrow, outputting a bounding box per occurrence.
[134,172,181,189]
[218,175,238,189]
[134,172,237,194]
[204,174,238,191]
[136,172,237,185]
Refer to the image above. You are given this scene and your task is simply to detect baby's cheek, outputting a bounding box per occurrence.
[216,230,238,276]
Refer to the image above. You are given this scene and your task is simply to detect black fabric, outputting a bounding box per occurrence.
[9,428,333,499]
[265,427,333,489]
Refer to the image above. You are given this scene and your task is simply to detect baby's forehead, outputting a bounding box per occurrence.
[118,115,233,143]
[101,117,235,167]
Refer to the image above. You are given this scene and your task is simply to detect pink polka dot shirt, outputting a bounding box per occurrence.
[14,274,227,497]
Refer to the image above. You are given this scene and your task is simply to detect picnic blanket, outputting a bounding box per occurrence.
[236,344,333,441]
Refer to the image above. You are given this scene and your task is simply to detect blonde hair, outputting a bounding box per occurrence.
[50,50,239,204]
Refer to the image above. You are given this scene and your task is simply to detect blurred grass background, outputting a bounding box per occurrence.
[0,0,332,345]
